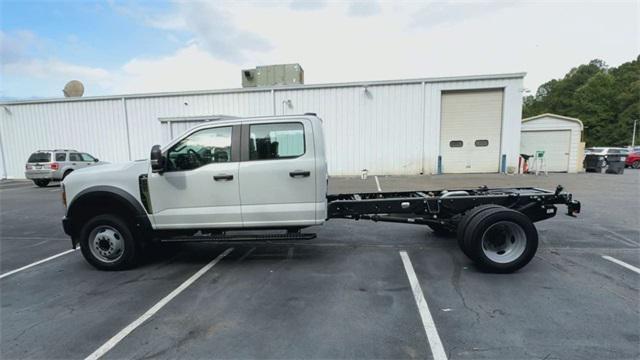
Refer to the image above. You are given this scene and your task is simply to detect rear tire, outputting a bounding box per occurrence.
[456,205,503,257]
[33,179,50,187]
[460,207,538,273]
[79,214,139,270]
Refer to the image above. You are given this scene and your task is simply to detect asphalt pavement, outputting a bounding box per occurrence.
[1,172,638,359]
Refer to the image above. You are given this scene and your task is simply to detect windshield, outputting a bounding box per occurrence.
[27,153,51,163]
[585,148,605,154]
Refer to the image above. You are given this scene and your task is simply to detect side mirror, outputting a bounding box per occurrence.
[150,145,165,173]
[94,158,99,162]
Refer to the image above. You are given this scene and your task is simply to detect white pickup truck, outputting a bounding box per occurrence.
[61,114,580,273]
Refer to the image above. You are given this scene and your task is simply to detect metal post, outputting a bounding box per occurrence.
[0,125,7,179]
[271,89,276,115]
[121,98,132,161]
[420,81,426,175]
[632,119,637,147]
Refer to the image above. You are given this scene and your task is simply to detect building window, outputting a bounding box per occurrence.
[166,126,233,171]
[449,140,463,148]
[249,123,305,160]
[475,139,489,147]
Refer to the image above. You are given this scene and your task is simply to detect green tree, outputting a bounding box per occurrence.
[523,56,639,146]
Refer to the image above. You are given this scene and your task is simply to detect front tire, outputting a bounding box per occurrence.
[633,160,640,169]
[33,179,50,187]
[459,207,538,273]
[79,214,139,270]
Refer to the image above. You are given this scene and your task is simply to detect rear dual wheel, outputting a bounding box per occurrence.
[457,206,538,273]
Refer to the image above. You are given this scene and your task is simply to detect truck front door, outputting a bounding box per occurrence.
[239,119,318,227]
[148,125,242,229]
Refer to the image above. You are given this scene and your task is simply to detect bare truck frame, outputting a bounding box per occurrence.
[325,185,581,273]
[152,185,579,273]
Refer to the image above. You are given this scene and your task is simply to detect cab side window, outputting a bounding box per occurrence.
[249,123,304,160]
[166,127,233,171]
[69,153,82,161]
[55,153,66,161]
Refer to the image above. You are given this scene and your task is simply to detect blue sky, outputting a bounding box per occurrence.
[1,0,638,100]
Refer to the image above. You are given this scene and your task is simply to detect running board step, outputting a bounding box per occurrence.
[160,233,317,243]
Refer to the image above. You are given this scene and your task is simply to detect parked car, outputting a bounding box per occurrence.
[625,151,640,169]
[584,147,628,156]
[25,149,106,187]
[583,147,628,172]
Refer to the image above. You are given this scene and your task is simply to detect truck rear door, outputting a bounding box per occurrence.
[239,119,317,227]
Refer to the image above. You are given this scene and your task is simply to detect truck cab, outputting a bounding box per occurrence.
[62,114,328,270]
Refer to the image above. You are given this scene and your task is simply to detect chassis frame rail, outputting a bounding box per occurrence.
[327,185,581,229]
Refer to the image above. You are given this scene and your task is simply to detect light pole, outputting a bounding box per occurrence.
[632,119,638,147]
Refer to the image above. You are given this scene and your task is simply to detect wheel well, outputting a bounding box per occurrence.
[67,191,149,239]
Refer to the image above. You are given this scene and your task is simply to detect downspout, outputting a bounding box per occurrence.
[121,97,132,161]
[0,122,7,179]
[420,81,426,175]
[271,89,276,115]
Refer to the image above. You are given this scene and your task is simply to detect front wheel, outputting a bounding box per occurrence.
[633,160,640,169]
[79,214,139,270]
[458,207,538,273]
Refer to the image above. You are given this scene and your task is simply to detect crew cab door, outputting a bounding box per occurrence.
[239,119,317,227]
[148,125,242,229]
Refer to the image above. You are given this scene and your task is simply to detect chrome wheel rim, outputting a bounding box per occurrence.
[481,221,526,264]
[89,225,124,263]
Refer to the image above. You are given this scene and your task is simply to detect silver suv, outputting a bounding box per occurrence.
[25,149,106,187]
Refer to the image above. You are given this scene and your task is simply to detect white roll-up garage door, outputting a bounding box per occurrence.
[440,90,504,173]
[520,130,571,172]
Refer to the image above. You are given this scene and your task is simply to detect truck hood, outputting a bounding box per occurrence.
[63,160,150,206]
[70,160,148,176]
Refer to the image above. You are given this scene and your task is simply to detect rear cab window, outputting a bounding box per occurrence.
[28,153,51,163]
[248,123,305,160]
[55,153,66,161]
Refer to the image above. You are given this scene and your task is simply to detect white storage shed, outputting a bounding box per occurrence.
[0,72,526,179]
[521,113,584,173]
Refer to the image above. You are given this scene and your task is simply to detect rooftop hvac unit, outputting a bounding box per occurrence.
[241,64,304,88]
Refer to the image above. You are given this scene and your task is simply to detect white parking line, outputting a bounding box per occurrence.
[374,175,382,192]
[0,249,77,279]
[85,247,233,360]
[602,255,640,274]
[399,251,448,360]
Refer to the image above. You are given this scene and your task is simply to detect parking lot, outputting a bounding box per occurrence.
[1,172,638,360]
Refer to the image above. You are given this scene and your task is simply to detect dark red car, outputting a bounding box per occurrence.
[626,151,640,169]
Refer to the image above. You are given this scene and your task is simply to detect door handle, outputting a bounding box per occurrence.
[289,170,310,178]
[213,174,234,181]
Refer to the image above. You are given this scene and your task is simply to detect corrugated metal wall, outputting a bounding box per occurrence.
[0,75,524,178]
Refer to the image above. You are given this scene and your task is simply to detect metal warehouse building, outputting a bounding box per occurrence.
[0,72,525,179]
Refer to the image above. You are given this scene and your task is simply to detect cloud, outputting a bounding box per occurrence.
[0,30,39,63]
[115,44,242,93]
[289,0,327,11]
[176,1,271,63]
[411,1,519,28]
[347,1,381,17]
[107,0,186,31]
